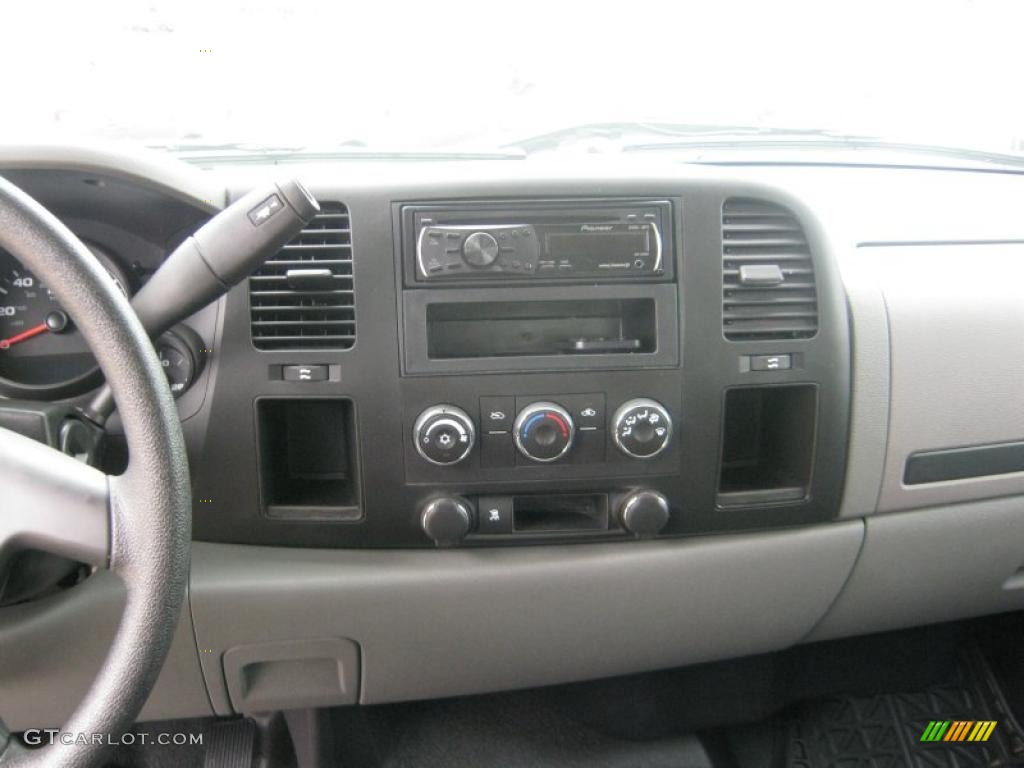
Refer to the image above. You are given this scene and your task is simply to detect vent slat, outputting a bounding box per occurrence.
[722,236,807,248]
[251,334,356,343]
[724,295,816,306]
[250,274,352,284]
[723,252,810,262]
[280,243,351,251]
[724,284,819,292]
[722,225,804,233]
[722,198,818,341]
[249,201,355,350]
[258,259,352,266]
[724,267,814,277]
[722,319,819,335]
[724,307,819,319]
[251,305,355,314]
[251,319,356,325]
[719,200,792,216]
[250,289,354,297]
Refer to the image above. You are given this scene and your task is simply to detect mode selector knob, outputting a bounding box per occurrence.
[618,490,670,538]
[462,231,499,268]
[413,405,476,466]
[612,398,672,459]
[514,402,575,463]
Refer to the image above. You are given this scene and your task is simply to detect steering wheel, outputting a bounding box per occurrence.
[0,176,191,767]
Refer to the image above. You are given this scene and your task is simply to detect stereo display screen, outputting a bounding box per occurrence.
[545,231,649,261]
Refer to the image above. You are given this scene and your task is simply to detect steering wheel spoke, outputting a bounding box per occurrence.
[0,399,105,464]
[0,425,109,568]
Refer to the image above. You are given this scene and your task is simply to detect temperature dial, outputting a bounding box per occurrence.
[612,398,672,459]
[514,402,575,462]
[413,405,476,466]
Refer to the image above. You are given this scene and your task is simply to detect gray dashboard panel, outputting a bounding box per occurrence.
[809,496,1024,641]
[0,571,212,731]
[837,251,891,518]
[189,523,863,710]
[862,244,1024,511]
[0,143,223,213]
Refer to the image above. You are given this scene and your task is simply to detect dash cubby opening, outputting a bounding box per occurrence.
[256,398,361,520]
[717,385,816,508]
[425,299,656,359]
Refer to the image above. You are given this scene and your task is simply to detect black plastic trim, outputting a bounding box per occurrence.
[904,440,1024,485]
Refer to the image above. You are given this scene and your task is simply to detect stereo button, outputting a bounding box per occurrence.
[750,354,792,371]
[561,394,605,430]
[476,496,513,534]
[283,364,328,382]
[480,396,514,431]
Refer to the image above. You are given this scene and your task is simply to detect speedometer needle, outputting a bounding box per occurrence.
[0,322,48,349]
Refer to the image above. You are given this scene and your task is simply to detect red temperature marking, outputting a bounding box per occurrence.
[546,411,569,438]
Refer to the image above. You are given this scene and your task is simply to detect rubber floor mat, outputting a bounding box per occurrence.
[203,718,255,768]
[784,644,1024,767]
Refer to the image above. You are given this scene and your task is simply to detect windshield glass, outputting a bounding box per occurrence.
[7,0,1024,159]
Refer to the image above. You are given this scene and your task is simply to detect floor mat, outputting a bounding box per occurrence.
[349,690,715,768]
[101,716,283,768]
[783,644,1024,767]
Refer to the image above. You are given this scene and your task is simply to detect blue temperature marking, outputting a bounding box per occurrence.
[522,412,547,436]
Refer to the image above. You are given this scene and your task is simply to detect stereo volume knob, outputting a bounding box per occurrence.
[514,402,575,462]
[612,398,672,458]
[413,405,476,466]
[618,490,670,538]
[462,231,499,268]
[421,497,472,546]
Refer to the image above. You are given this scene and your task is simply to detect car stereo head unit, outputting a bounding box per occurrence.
[402,199,674,283]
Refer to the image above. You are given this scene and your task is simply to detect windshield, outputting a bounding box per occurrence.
[7,0,1024,160]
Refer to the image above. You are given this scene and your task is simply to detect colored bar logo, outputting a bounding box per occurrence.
[920,720,997,742]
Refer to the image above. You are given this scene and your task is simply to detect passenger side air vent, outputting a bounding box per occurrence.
[249,202,355,350]
[721,198,818,341]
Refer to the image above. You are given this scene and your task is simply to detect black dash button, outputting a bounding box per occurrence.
[283,364,328,382]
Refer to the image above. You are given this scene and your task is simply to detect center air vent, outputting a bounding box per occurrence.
[249,202,355,350]
[722,198,818,341]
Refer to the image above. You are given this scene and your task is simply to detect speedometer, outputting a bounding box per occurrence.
[0,245,131,399]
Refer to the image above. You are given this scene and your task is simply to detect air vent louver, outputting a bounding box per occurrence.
[249,202,355,350]
[721,198,818,341]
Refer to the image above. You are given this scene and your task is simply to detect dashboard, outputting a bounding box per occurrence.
[1,145,1023,726]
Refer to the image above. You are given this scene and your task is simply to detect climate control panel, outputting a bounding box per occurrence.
[410,394,675,471]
